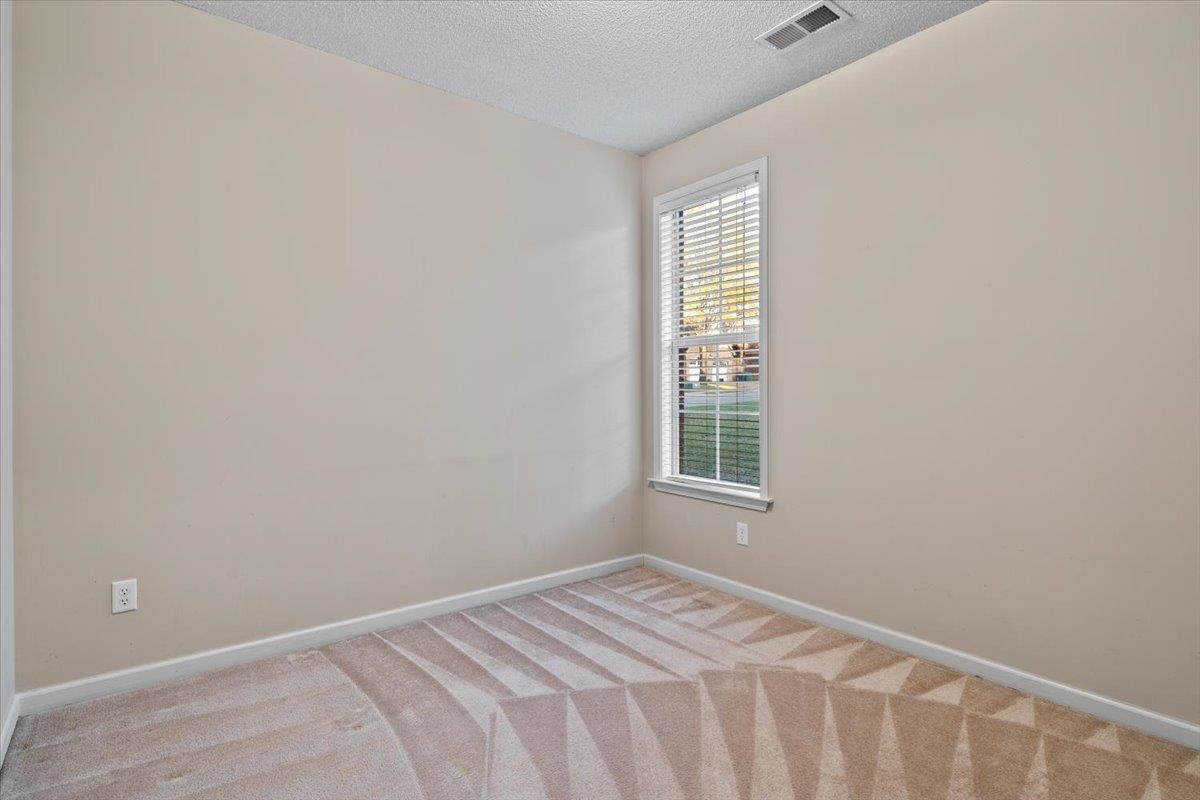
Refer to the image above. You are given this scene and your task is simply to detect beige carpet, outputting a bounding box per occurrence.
[2,567,1196,799]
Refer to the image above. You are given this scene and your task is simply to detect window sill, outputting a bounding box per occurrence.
[648,478,773,512]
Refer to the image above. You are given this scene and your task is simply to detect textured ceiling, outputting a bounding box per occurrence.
[178,1,984,154]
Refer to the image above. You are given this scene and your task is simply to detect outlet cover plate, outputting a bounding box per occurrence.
[112,578,138,614]
[736,522,750,546]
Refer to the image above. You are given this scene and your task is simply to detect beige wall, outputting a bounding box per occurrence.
[1,0,13,730]
[14,0,641,690]
[642,0,1200,724]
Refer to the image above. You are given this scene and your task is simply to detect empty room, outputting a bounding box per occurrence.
[0,0,1196,798]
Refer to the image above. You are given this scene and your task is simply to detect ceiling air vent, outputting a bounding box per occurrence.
[756,2,848,52]
[797,4,840,33]
[763,24,807,51]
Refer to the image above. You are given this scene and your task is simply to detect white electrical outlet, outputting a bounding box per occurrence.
[112,579,137,614]
[736,522,749,546]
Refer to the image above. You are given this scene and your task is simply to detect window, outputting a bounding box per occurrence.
[650,159,771,511]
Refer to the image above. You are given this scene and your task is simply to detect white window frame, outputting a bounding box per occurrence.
[649,158,772,512]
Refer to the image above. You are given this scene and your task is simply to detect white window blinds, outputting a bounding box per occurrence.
[657,168,764,495]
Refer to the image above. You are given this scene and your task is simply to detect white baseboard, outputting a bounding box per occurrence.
[0,694,17,766]
[18,554,643,717]
[644,555,1200,750]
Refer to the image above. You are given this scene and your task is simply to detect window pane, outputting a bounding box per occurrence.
[675,342,759,486]
[673,186,760,339]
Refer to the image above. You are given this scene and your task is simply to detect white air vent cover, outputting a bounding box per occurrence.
[756,2,849,51]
